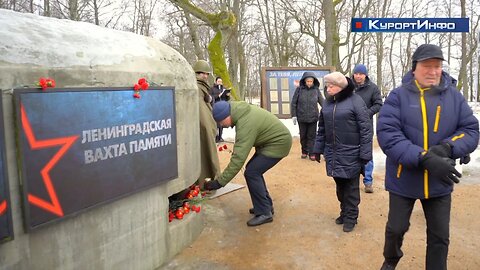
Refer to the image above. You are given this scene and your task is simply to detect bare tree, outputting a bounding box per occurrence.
[88,0,116,26]
[167,0,239,99]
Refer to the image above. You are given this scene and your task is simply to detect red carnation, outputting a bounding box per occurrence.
[140,82,149,90]
[138,78,147,85]
[37,77,56,90]
[218,147,223,151]
[223,144,228,150]
[47,79,55,87]
[133,78,150,99]
[39,78,47,86]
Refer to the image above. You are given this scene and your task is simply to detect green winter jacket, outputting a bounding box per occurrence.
[217,101,292,186]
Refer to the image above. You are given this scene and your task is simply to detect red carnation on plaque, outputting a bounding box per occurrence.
[133,78,150,98]
[37,77,56,91]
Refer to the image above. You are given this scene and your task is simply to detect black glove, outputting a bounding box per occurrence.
[359,159,368,176]
[204,179,222,190]
[429,143,452,158]
[420,152,461,185]
[460,154,471,165]
[313,153,321,163]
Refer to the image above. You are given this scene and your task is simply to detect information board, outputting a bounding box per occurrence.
[0,93,13,243]
[261,67,334,118]
[14,87,178,231]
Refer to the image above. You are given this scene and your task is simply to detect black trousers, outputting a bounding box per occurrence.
[216,126,223,141]
[298,121,317,155]
[383,193,451,270]
[244,153,282,216]
[333,175,360,225]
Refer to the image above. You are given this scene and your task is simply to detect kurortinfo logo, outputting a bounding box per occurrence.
[351,18,469,32]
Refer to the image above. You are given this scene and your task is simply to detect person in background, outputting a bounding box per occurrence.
[352,64,383,193]
[210,76,229,142]
[291,72,324,160]
[192,60,221,187]
[204,101,292,227]
[311,72,372,233]
[377,44,479,270]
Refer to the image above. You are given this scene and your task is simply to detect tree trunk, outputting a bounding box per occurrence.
[44,0,50,16]
[322,0,341,70]
[184,11,203,59]
[93,0,99,25]
[458,0,468,96]
[69,0,79,21]
[168,0,238,99]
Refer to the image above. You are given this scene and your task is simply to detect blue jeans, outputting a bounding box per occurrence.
[363,160,374,185]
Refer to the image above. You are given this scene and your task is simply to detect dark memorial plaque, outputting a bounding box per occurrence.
[0,93,14,243]
[14,87,178,231]
[261,67,333,118]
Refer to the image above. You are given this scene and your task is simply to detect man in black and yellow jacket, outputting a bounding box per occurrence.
[377,44,479,270]
[205,101,292,227]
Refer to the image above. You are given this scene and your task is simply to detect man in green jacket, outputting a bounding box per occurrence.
[205,101,292,226]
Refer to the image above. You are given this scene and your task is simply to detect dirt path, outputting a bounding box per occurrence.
[161,138,480,270]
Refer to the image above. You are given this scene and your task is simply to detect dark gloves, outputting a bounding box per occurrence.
[313,153,321,163]
[204,179,223,190]
[420,152,461,185]
[429,143,452,158]
[430,143,471,165]
[460,154,471,165]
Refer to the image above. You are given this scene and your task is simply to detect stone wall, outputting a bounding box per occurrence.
[0,9,202,270]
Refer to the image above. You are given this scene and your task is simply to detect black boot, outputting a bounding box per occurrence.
[247,213,273,226]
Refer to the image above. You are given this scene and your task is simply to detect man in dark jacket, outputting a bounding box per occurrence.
[291,71,324,160]
[352,64,383,193]
[312,71,372,233]
[377,44,479,270]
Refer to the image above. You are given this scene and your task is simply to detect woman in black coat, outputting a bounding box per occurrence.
[312,72,372,232]
[291,71,324,160]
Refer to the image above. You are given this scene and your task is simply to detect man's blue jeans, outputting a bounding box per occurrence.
[363,160,374,185]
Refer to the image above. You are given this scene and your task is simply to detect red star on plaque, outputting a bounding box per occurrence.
[21,104,79,217]
[0,200,6,215]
